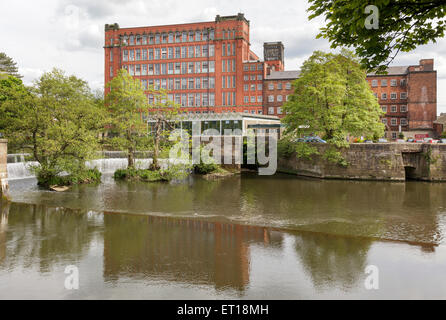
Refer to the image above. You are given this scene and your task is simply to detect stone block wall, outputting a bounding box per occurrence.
[278,143,446,182]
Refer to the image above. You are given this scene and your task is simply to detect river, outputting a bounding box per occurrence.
[1,172,446,299]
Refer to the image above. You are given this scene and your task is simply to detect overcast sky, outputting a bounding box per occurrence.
[1,0,445,113]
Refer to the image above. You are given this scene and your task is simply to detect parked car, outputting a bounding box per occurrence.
[441,139,446,144]
[378,138,388,143]
[407,139,415,143]
[296,136,327,144]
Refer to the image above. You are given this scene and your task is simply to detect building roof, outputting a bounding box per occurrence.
[367,66,409,76]
[265,70,300,80]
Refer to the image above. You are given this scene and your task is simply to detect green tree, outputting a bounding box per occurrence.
[308,0,446,72]
[0,52,22,78]
[4,69,106,187]
[283,50,384,148]
[105,69,149,169]
[147,87,180,170]
[0,75,29,139]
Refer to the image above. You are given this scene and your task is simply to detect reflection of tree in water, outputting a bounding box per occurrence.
[239,175,445,244]
[103,213,279,293]
[293,232,373,290]
[0,201,9,262]
[0,203,101,273]
[397,182,446,245]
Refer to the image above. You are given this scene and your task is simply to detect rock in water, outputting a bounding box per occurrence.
[50,185,70,192]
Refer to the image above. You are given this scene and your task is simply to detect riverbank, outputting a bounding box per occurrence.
[278,143,446,182]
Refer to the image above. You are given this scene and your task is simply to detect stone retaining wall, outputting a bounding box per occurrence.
[278,143,446,182]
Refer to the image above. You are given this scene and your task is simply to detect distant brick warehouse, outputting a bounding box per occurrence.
[263,70,300,117]
[104,14,437,140]
[262,59,438,140]
[366,59,437,140]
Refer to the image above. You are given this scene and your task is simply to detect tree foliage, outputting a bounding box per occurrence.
[105,69,150,169]
[0,75,29,136]
[146,87,180,170]
[3,69,106,187]
[283,50,385,147]
[308,0,446,71]
[0,52,22,78]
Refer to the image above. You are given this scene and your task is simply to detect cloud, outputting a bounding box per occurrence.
[19,68,44,86]
[2,0,446,113]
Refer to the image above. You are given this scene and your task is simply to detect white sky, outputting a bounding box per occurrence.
[1,0,445,114]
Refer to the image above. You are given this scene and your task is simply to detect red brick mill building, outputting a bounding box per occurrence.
[104,13,438,140]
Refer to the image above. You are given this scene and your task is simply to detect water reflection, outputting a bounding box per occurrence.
[8,174,446,245]
[0,202,103,273]
[103,214,282,293]
[0,202,9,262]
[293,232,373,290]
[0,202,443,299]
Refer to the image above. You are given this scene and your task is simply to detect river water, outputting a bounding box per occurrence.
[1,173,446,299]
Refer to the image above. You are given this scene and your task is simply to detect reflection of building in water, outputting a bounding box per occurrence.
[103,214,281,292]
[0,202,10,262]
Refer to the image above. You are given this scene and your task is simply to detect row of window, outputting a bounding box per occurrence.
[222,43,236,57]
[151,93,216,107]
[371,79,406,87]
[221,92,237,106]
[140,77,216,90]
[268,107,284,115]
[118,29,215,46]
[165,110,263,116]
[244,84,263,91]
[122,45,215,62]
[222,59,236,73]
[268,82,292,90]
[267,95,289,103]
[382,105,408,113]
[373,92,407,100]
[244,96,263,103]
[382,118,408,126]
[244,75,263,81]
[243,64,263,72]
[222,76,236,89]
[122,61,216,76]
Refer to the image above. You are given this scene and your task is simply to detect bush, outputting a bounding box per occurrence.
[162,163,192,180]
[193,162,220,175]
[114,163,192,182]
[277,138,296,158]
[114,168,163,182]
[36,168,102,188]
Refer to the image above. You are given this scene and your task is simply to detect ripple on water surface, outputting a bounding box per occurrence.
[6,173,446,245]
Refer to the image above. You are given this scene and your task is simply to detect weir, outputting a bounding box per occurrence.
[6,157,166,180]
